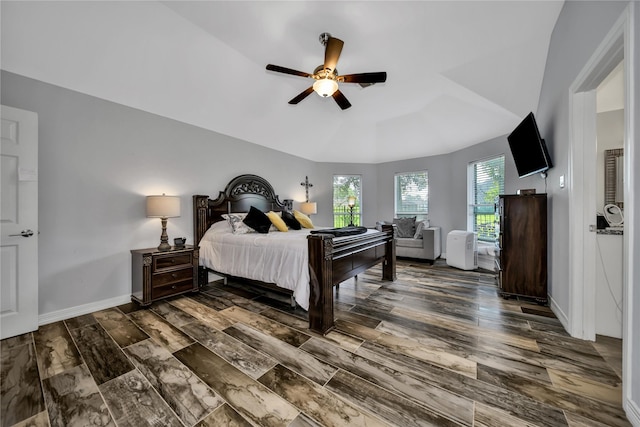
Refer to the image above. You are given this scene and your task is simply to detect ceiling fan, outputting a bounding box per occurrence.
[266,32,387,110]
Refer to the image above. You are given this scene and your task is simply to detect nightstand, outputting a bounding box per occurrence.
[131,245,199,305]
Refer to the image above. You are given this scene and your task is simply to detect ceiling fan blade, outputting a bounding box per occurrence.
[332,90,352,110]
[288,87,315,105]
[324,37,344,73]
[266,64,312,78]
[339,72,387,84]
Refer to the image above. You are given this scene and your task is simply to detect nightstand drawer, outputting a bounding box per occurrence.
[153,253,192,271]
[153,268,193,287]
[152,280,194,300]
[131,245,199,306]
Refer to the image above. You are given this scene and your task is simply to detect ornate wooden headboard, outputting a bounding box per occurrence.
[193,174,292,245]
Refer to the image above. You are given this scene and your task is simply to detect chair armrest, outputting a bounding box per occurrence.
[420,226,442,260]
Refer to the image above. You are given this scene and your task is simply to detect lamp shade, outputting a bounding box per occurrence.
[300,202,317,215]
[347,196,356,207]
[146,195,181,218]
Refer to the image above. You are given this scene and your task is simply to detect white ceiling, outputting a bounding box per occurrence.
[1,1,564,163]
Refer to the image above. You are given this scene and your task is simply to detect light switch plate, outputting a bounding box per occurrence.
[559,175,565,188]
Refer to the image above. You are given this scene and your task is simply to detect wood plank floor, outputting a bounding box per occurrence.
[0,260,630,427]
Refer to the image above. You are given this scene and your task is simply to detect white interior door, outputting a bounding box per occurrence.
[1,105,39,339]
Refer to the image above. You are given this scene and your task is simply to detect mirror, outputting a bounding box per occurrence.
[604,148,623,209]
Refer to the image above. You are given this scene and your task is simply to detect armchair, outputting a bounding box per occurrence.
[377,219,441,262]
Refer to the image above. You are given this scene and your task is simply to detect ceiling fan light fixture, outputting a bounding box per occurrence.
[313,78,338,97]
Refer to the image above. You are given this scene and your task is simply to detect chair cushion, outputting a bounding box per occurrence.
[396,237,424,248]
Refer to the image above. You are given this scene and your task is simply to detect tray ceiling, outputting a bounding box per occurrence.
[1,1,564,163]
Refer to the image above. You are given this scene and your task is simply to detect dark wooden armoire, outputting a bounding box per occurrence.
[497,194,548,303]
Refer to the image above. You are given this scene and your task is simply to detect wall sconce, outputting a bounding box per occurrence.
[146,194,181,251]
[347,196,356,226]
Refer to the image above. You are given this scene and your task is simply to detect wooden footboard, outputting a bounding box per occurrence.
[307,224,396,334]
[193,175,396,336]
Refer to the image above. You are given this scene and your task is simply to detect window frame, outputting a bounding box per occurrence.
[467,155,505,242]
[394,170,429,221]
[332,174,362,227]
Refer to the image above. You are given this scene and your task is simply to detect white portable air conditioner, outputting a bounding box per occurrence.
[446,231,478,270]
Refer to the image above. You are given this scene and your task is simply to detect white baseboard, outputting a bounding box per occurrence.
[549,294,570,334]
[38,294,132,326]
[625,398,640,427]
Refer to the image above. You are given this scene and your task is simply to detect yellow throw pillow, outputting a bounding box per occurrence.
[293,210,314,229]
[266,211,288,232]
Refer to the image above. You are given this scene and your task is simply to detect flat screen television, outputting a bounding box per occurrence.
[507,112,553,178]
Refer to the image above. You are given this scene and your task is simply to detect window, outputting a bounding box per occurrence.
[333,175,361,227]
[468,155,504,242]
[394,171,428,220]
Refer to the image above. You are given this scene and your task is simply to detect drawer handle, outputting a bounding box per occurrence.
[172,273,177,278]
[171,285,177,289]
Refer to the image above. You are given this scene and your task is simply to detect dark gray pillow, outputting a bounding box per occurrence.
[393,217,416,238]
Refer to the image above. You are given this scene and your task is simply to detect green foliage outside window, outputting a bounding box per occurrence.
[333,175,361,227]
[470,156,504,242]
[395,171,428,220]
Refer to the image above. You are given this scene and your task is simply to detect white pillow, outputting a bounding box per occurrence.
[221,213,255,234]
[210,220,231,232]
[413,220,430,239]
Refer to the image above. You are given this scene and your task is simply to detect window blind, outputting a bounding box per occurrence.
[395,171,428,218]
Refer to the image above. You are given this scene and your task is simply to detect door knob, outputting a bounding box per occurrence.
[9,229,34,237]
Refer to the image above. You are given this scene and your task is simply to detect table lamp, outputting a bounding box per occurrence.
[146,194,181,251]
[347,196,356,226]
[300,202,317,215]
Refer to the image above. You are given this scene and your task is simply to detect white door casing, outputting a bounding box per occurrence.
[568,6,627,341]
[1,105,39,339]
[568,4,638,421]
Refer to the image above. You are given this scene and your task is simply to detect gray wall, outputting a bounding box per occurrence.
[1,71,316,316]
[535,0,639,418]
[5,3,640,411]
[314,134,521,256]
[2,70,517,318]
[449,134,523,232]
[376,135,523,254]
[313,163,379,228]
[536,0,630,314]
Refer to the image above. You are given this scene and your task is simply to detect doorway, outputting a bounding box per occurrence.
[595,61,624,339]
[568,3,634,413]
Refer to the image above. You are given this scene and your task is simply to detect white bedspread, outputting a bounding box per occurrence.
[200,222,384,310]
[199,221,313,310]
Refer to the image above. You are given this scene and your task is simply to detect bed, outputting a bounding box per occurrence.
[193,174,396,334]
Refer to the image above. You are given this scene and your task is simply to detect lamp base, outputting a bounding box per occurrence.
[158,241,172,251]
[158,217,171,251]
